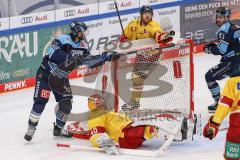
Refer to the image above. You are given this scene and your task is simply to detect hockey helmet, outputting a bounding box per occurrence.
[140,5,153,15]
[69,21,88,36]
[88,94,107,110]
[216,7,231,18]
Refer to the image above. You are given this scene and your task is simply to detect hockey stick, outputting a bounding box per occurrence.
[219,126,228,132]
[56,143,168,157]
[155,134,175,156]
[114,0,125,36]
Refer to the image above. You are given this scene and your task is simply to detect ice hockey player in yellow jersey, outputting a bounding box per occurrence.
[71,94,158,155]
[119,5,168,43]
[119,5,170,112]
[203,76,240,160]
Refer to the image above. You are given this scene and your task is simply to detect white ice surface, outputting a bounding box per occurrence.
[0,53,229,160]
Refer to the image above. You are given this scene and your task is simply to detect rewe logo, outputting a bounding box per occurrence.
[0,32,38,63]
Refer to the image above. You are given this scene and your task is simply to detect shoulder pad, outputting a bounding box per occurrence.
[231,24,240,30]
[128,19,139,26]
[217,22,231,34]
[149,20,159,26]
[234,29,240,38]
[56,34,72,45]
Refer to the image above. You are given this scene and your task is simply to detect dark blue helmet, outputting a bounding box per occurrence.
[216,7,231,18]
[140,5,153,15]
[69,21,87,35]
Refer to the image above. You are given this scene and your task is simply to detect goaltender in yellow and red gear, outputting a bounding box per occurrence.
[73,94,158,149]
[203,76,240,160]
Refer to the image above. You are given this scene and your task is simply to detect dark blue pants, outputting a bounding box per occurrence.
[28,67,72,129]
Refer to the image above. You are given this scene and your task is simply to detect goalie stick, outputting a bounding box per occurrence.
[57,136,174,157]
[63,112,181,156]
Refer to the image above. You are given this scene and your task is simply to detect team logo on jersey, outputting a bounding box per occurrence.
[218,31,225,39]
[41,89,50,98]
[144,29,150,34]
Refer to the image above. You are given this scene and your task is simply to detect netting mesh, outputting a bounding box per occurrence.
[95,39,193,116]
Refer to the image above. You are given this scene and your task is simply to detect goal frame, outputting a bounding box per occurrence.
[105,39,194,120]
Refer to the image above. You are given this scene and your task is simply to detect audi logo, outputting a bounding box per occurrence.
[108,3,116,10]
[21,16,33,24]
[64,10,75,17]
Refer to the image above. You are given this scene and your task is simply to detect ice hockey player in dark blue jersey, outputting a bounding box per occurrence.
[204,7,240,113]
[24,21,120,141]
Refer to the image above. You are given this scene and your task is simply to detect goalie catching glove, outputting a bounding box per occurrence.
[203,116,220,140]
[119,35,128,42]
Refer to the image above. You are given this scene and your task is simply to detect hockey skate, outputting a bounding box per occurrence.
[208,102,218,113]
[53,123,73,138]
[24,126,36,141]
[121,101,140,113]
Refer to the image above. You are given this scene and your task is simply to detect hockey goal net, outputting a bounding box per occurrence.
[96,38,194,120]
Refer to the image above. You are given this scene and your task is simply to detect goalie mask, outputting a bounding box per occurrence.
[88,94,107,110]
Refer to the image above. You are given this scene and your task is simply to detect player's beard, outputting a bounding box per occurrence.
[216,20,224,27]
[215,17,228,27]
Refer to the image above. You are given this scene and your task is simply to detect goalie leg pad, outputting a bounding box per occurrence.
[56,100,72,128]
[119,125,145,149]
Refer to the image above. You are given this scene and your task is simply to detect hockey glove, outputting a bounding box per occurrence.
[102,51,120,62]
[156,31,175,44]
[97,133,119,155]
[204,43,216,54]
[119,35,128,42]
[100,140,119,155]
[203,116,220,140]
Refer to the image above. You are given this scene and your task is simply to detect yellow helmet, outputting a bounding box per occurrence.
[88,94,107,110]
